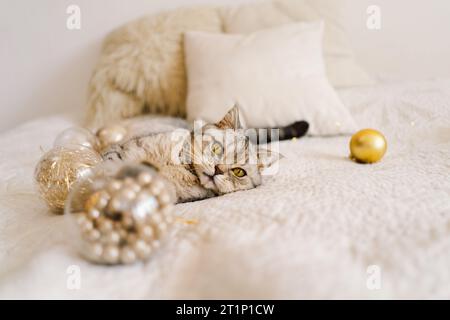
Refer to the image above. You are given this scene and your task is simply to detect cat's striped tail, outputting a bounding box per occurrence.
[249,121,309,144]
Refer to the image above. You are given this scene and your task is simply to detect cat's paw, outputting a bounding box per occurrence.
[101,145,124,162]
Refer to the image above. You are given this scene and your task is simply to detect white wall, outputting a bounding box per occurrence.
[0,0,257,132]
[1,0,450,132]
[344,0,450,81]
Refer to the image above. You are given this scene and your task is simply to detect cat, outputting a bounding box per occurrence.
[102,106,308,203]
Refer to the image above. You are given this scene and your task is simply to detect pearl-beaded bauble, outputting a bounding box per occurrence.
[66,163,176,265]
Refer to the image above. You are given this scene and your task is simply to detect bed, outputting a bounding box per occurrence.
[0,79,449,299]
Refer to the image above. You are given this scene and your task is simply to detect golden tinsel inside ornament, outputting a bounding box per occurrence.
[65,163,176,265]
[34,146,102,213]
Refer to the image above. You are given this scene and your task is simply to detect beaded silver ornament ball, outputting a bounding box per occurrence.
[66,163,175,265]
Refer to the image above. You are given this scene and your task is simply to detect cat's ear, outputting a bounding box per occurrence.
[257,148,284,171]
[216,104,242,130]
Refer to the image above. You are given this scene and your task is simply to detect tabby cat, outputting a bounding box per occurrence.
[102,106,308,203]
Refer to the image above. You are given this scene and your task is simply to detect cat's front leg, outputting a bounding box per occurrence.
[102,139,150,165]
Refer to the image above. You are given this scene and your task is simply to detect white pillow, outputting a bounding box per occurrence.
[220,0,374,88]
[184,22,357,136]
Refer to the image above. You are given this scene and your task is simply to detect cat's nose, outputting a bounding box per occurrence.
[214,165,223,176]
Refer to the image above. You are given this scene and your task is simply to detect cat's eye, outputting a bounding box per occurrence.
[210,142,223,156]
[232,168,246,178]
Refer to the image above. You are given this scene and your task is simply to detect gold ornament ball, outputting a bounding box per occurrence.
[96,125,127,151]
[34,147,102,213]
[349,129,387,164]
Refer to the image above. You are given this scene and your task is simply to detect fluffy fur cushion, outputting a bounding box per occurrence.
[86,6,222,129]
[86,0,372,129]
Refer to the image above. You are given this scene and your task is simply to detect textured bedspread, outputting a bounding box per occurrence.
[0,79,449,299]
